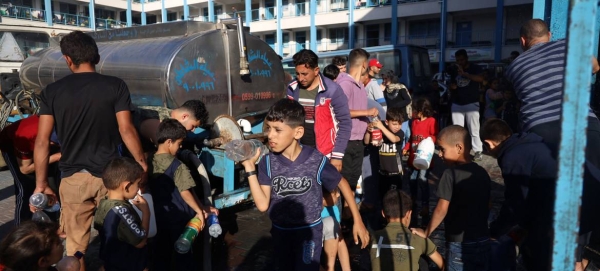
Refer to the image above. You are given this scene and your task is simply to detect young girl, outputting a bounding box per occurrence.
[321,188,350,271]
[403,98,438,226]
[484,78,504,120]
[0,221,64,271]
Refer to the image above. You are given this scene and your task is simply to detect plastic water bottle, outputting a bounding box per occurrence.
[224,139,268,162]
[31,209,52,222]
[207,213,222,238]
[29,193,60,212]
[354,175,363,204]
[174,217,203,254]
[413,137,435,170]
[370,116,383,146]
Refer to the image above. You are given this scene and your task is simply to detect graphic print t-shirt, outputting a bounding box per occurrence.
[379,126,404,174]
[258,146,341,228]
[299,87,318,147]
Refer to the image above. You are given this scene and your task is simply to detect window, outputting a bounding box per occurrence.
[329,28,348,44]
[265,34,275,46]
[0,31,50,61]
[59,3,77,14]
[408,19,440,38]
[167,12,177,21]
[366,24,379,47]
[316,30,322,43]
[384,23,391,42]
[412,51,422,77]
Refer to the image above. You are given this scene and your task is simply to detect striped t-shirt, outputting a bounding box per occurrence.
[505,39,597,131]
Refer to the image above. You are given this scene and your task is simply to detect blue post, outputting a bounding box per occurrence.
[593,1,600,58]
[44,0,52,26]
[553,0,598,270]
[349,0,355,49]
[245,0,251,26]
[391,0,397,45]
[141,0,146,25]
[127,0,132,27]
[533,0,551,24]
[310,0,316,50]
[439,0,447,72]
[550,0,568,40]
[89,0,95,30]
[183,0,189,20]
[495,0,504,63]
[161,0,166,23]
[276,0,283,55]
[208,0,215,22]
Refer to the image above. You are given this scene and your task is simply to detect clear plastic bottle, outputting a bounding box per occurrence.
[174,217,203,254]
[370,116,383,146]
[207,213,222,238]
[224,139,268,162]
[29,193,60,212]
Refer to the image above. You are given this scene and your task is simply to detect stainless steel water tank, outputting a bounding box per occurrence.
[19,21,286,119]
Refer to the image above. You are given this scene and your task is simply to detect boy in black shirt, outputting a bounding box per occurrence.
[412,125,491,271]
[364,107,405,200]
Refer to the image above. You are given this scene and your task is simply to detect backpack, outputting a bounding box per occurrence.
[148,156,195,229]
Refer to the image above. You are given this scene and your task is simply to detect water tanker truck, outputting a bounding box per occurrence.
[19,19,287,210]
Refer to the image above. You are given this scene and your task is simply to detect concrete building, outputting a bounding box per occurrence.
[1,0,533,63]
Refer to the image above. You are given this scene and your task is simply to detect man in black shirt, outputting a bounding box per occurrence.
[34,31,146,271]
[449,49,484,161]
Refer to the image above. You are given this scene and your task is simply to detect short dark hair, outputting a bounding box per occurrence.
[438,125,472,150]
[413,97,434,118]
[322,64,340,81]
[481,119,513,142]
[331,56,347,66]
[455,49,468,58]
[293,49,319,69]
[102,157,144,190]
[60,31,100,66]
[520,19,549,41]
[180,100,209,127]
[382,190,412,219]
[386,107,404,123]
[157,118,187,144]
[348,48,370,67]
[265,98,305,128]
[0,221,61,271]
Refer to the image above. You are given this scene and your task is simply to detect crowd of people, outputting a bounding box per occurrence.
[0,18,599,271]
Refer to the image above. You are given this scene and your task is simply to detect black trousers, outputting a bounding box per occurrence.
[341,140,365,190]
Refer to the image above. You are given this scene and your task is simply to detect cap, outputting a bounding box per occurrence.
[368,59,383,68]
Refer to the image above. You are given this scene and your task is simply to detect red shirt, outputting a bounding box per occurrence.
[0,115,39,160]
[403,116,438,168]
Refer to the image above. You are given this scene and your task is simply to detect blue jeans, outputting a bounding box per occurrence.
[446,238,491,271]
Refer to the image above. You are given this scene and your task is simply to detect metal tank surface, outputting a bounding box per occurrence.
[19,21,286,119]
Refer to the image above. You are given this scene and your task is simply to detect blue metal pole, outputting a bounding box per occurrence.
[495,0,504,63]
[553,0,598,270]
[349,0,355,49]
[208,0,215,22]
[127,0,132,27]
[89,0,95,30]
[276,0,282,55]
[141,0,146,25]
[439,0,447,72]
[391,0,397,45]
[44,0,52,26]
[550,0,568,40]
[183,0,189,20]
[310,0,316,51]
[245,0,251,26]
[533,0,551,23]
[593,1,600,58]
[161,0,166,22]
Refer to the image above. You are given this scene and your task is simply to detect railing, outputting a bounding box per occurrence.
[1,5,46,21]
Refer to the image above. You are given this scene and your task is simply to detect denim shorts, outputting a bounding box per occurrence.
[446,238,491,271]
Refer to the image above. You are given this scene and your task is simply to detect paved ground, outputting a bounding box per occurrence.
[0,151,506,271]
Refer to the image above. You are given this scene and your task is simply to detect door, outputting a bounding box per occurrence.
[455,22,472,47]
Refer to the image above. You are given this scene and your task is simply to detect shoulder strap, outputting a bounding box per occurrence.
[165,158,182,179]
